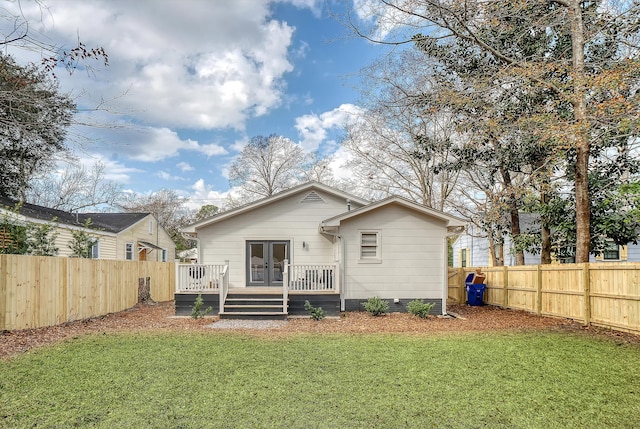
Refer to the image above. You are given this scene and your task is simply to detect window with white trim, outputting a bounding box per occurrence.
[161,248,167,262]
[148,220,154,234]
[603,241,620,260]
[125,242,134,260]
[90,240,100,259]
[359,231,380,261]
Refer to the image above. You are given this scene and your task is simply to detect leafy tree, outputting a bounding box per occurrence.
[194,204,219,222]
[0,205,28,255]
[0,53,75,200]
[227,134,309,206]
[351,0,640,262]
[25,222,59,256]
[68,219,98,258]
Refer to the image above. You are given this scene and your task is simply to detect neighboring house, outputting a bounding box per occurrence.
[179,182,465,317]
[451,215,639,267]
[0,196,175,262]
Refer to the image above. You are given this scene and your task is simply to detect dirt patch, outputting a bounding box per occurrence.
[1,301,637,359]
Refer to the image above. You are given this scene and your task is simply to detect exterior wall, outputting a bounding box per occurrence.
[339,203,447,305]
[115,215,176,262]
[452,229,540,267]
[49,226,116,259]
[451,226,491,268]
[197,189,359,288]
[628,244,640,261]
[452,230,640,266]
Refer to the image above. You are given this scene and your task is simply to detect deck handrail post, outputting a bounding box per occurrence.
[220,260,229,315]
[282,259,289,314]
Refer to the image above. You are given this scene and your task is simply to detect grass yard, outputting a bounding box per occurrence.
[1,331,639,428]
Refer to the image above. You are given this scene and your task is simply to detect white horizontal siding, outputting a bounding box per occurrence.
[54,228,117,259]
[341,204,447,300]
[198,190,353,288]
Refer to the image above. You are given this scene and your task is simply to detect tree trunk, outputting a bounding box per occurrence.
[569,0,591,263]
[500,168,525,265]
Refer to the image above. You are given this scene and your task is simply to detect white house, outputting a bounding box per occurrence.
[177,182,465,318]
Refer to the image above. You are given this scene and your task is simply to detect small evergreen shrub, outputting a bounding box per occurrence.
[362,296,389,316]
[407,299,435,318]
[304,300,326,321]
[191,294,212,319]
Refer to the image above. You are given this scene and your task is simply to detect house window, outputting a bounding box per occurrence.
[125,242,134,260]
[90,240,100,259]
[161,248,167,262]
[148,220,154,234]
[603,241,620,260]
[461,248,467,268]
[360,232,380,261]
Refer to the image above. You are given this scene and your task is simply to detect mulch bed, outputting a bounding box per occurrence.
[2,301,638,359]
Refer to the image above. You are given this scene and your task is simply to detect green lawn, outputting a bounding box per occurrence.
[1,331,639,428]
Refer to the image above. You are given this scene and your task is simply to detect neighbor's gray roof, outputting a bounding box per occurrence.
[0,196,149,233]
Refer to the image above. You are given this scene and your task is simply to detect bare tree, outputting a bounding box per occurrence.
[341,50,461,210]
[227,134,309,206]
[26,161,122,212]
[117,189,195,251]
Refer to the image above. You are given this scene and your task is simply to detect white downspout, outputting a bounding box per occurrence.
[319,224,345,311]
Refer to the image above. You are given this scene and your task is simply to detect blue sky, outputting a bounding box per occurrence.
[3,0,385,209]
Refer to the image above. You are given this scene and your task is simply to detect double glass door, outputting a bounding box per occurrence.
[247,241,289,287]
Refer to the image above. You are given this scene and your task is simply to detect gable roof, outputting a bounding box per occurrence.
[0,196,150,233]
[183,181,370,232]
[320,195,466,229]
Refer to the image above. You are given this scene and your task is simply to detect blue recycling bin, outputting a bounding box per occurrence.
[465,273,486,306]
[466,283,486,306]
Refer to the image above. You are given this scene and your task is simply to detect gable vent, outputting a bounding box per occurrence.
[300,191,325,203]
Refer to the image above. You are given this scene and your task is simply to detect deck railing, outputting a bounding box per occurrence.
[288,263,338,292]
[176,264,225,292]
[219,262,229,314]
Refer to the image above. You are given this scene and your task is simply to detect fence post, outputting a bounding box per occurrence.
[458,268,465,304]
[503,266,509,309]
[582,263,591,326]
[536,265,543,316]
[0,255,6,330]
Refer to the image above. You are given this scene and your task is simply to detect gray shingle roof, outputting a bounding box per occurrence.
[0,196,149,233]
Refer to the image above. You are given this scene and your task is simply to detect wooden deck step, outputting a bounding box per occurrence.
[219,311,287,320]
[224,305,284,309]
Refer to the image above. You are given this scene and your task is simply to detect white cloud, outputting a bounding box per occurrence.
[9,0,299,130]
[72,154,143,184]
[156,170,185,181]
[177,162,194,172]
[185,179,229,210]
[85,125,227,163]
[294,104,364,152]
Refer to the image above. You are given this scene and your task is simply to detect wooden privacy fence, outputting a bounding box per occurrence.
[448,263,640,334]
[0,254,175,330]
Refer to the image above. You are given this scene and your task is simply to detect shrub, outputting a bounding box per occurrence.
[304,300,326,321]
[191,294,212,319]
[407,299,435,318]
[362,296,389,316]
